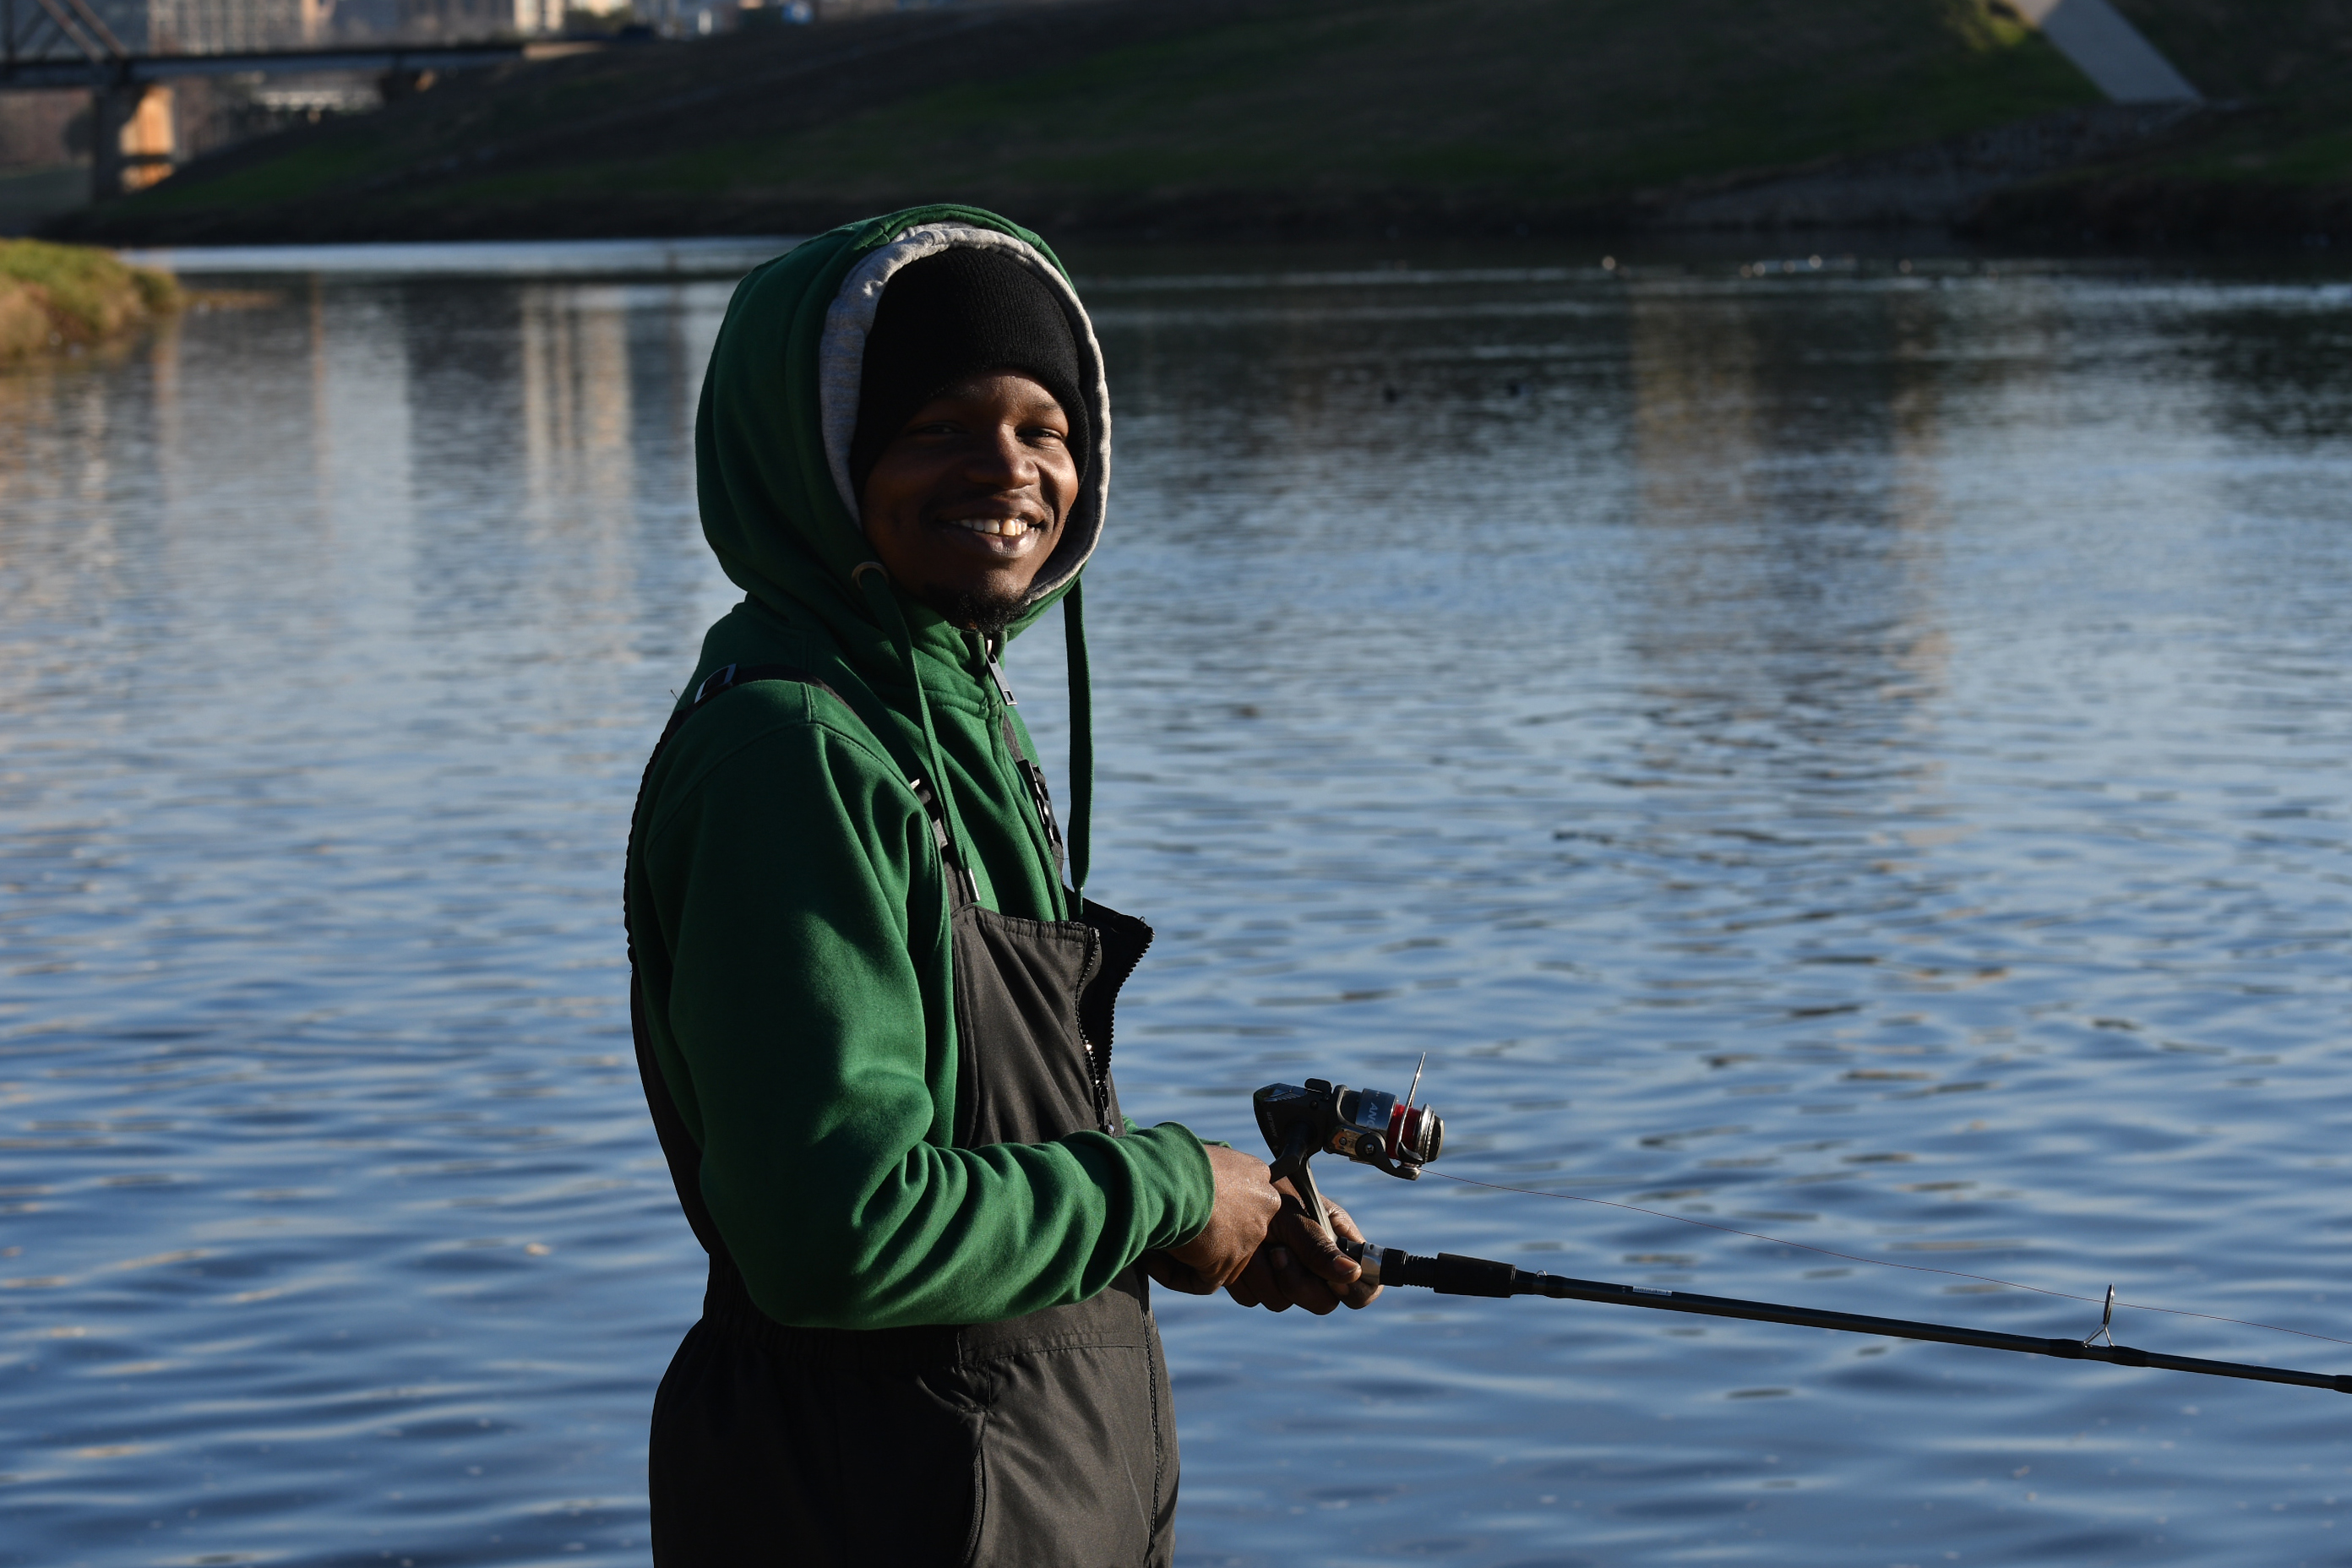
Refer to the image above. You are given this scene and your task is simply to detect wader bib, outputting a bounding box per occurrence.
[625,663,1176,1567]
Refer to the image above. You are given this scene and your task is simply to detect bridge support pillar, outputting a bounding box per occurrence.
[90,83,176,203]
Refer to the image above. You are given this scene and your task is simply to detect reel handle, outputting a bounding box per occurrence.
[1271,1120,1336,1244]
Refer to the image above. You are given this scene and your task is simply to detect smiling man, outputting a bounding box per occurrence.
[622,207,1377,1567]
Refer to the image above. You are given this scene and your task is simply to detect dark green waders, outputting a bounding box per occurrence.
[625,667,1178,1566]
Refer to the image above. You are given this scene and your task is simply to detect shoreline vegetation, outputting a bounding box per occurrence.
[0,241,179,366]
[36,0,2352,249]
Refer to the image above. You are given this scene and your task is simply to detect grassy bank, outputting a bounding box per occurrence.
[0,240,179,365]
[51,0,2102,244]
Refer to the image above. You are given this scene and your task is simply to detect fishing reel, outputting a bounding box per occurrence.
[1253,1077,1443,1181]
[1253,1064,1443,1248]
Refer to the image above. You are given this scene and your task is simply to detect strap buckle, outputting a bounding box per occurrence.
[908,775,981,906]
[1020,757,1063,852]
[692,663,739,706]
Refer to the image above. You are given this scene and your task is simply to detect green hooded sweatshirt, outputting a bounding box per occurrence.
[626,205,1217,1331]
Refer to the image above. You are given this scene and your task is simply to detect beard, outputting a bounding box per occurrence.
[919,580,1030,637]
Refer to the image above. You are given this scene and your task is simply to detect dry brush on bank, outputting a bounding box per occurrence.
[0,240,178,365]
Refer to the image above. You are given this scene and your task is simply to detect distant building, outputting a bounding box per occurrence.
[90,0,329,52]
[328,0,408,36]
[394,0,563,40]
[79,0,930,51]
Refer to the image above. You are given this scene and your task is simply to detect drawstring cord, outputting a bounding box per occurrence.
[852,561,979,884]
[850,559,1094,909]
[1062,577,1092,901]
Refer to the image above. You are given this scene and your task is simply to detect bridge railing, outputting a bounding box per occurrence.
[2,0,131,76]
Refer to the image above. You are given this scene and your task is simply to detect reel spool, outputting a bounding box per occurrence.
[1254,1079,1443,1179]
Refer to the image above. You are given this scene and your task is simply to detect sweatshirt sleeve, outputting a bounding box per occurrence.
[639,707,1217,1330]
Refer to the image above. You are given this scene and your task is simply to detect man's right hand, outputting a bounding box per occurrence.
[1149,1144,1281,1293]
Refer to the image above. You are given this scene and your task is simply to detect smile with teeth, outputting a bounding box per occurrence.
[945,516,1037,540]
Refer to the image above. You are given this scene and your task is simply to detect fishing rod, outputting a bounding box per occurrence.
[1254,1071,2352,1396]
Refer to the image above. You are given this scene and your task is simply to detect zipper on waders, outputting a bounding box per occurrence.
[1077,926,1116,1133]
[1076,918,1152,1135]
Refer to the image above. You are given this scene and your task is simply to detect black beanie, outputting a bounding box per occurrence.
[847,246,1090,499]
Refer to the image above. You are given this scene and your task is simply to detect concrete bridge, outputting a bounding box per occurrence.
[0,0,595,199]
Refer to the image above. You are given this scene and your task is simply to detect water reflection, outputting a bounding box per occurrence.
[3,253,2351,1568]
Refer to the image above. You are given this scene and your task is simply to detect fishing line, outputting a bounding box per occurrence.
[1428,1168,2352,1352]
[1263,1074,2351,1391]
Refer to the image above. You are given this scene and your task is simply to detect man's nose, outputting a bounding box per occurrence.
[961,426,1034,484]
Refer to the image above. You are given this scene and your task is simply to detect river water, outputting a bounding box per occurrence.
[4,239,2350,1567]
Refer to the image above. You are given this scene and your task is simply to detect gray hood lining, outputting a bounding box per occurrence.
[819,222,1111,609]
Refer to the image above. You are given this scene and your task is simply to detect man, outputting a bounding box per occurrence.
[623,205,1379,1566]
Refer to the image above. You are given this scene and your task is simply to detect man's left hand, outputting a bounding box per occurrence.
[1223,1183,1382,1315]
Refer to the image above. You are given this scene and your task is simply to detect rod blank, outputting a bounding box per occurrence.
[1363,1248,2352,1396]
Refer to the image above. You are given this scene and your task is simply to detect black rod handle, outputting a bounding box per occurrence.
[1384,1251,1516,1297]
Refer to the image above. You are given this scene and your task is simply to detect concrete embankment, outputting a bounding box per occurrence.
[0,240,178,366]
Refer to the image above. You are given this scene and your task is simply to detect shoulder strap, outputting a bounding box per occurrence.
[622,660,970,1258]
[624,663,828,1257]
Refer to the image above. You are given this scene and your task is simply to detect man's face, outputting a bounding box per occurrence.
[859,372,1077,632]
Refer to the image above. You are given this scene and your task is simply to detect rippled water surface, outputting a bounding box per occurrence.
[5,242,2351,1567]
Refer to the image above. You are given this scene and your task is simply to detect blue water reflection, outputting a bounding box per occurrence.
[3,248,2349,1566]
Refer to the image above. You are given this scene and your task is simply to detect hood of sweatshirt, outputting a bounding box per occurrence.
[697,204,1110,654]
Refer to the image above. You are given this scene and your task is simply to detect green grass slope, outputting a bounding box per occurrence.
[56,0,2099,243]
